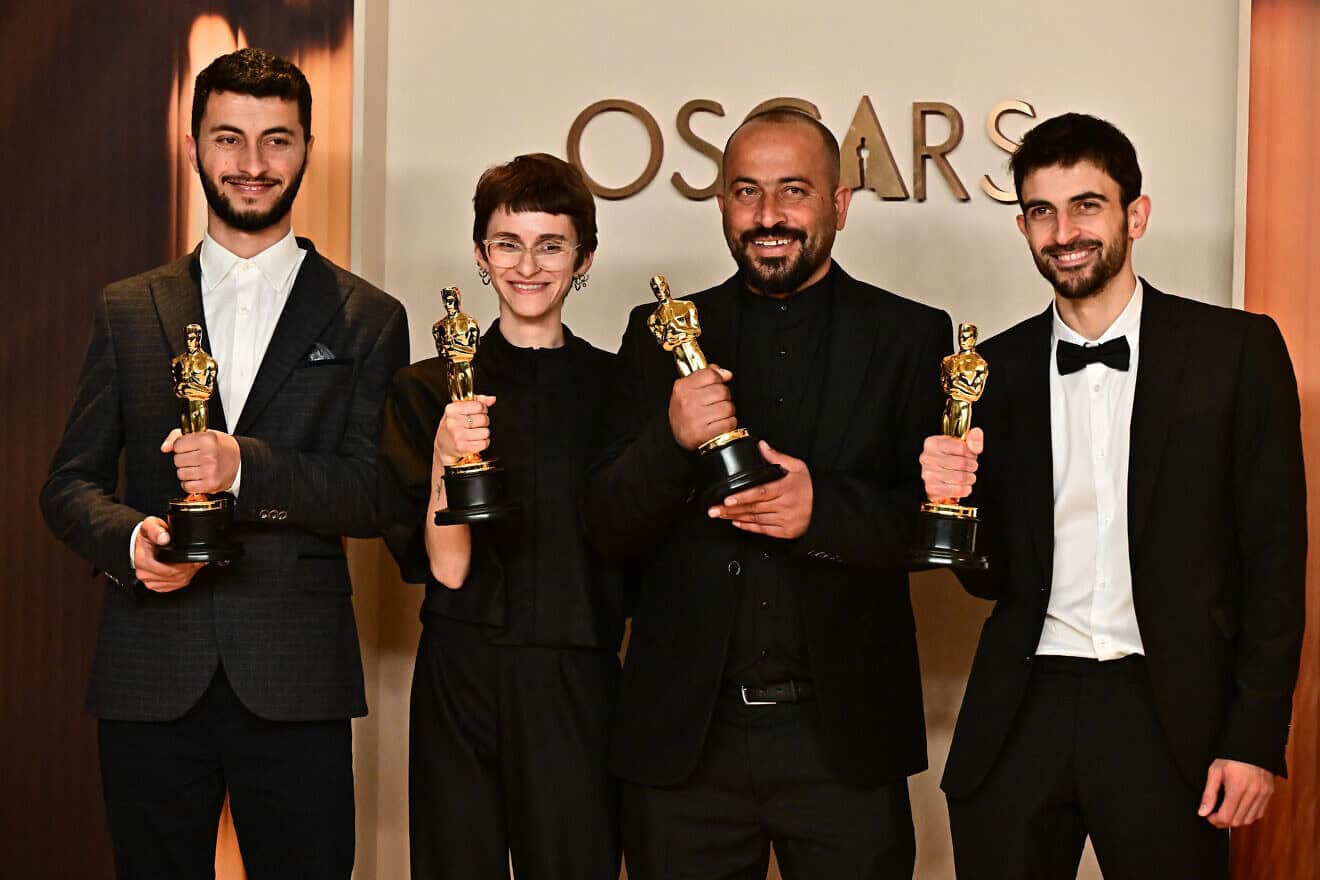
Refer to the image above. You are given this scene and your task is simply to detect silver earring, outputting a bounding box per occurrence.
[572,272,589,292]
[477,264,491,286]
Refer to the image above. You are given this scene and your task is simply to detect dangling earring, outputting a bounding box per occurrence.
[477,263,491,286]
[572,272,589,292]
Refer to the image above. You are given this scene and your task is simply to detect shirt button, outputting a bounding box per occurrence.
[761,551,771,560]
[779,304,789,312]
[775,395,785,405]
[727,561,741,576]
[760,649,770,658]
[760,600,770,609]
[778,347,788,357]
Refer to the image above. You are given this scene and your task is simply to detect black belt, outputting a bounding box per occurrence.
[1033,654,1145,677]
[730,679,815,705]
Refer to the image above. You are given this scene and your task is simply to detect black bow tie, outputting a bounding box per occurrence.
[1056,336,1130,375]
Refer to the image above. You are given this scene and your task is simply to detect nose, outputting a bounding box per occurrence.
[1053,211,1080,244]
[514,246,540,274]
[754,191,787,229]
[236,140,268,177]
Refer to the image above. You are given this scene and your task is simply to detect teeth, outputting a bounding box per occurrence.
[755,238,791,246]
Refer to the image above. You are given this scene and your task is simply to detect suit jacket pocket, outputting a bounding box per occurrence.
[298,534,351,594]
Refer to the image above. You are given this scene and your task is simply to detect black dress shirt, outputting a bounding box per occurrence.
[723,268,834,686]
[379,321,624,650]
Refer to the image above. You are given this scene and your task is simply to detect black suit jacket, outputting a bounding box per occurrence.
[41,240,409,722]
[942,283,1307,797]
[583,264,951,787]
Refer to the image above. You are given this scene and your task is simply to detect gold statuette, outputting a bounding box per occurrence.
[648,274,783,506]
[157,323,242,563]
[431,286,518,524]
[911,322,989,570]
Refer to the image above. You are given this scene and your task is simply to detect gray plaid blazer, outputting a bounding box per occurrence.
[41,240,409,722]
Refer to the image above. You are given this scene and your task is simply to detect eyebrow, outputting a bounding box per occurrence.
[208,124,297,137]
[730,175,813,187]
[1022,190,1111,211]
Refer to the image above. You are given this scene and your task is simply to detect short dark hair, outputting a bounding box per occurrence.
[1010,112,1142,208]
[723,108,841,188]
[472,153,598,268]
[192,48,312,140]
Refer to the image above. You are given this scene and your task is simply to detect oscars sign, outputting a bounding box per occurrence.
[567,96,1036,203]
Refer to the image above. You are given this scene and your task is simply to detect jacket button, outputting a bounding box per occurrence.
[278,511,288,521]
[728,561,741,576]
[1023,655,1034,664]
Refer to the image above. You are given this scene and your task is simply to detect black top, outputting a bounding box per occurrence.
[378,321,624,650]
[723,269,834,685]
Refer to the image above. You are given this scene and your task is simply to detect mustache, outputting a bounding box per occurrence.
[1043,239,1103,257]
[221,175,280,186]
[739,226,806,246]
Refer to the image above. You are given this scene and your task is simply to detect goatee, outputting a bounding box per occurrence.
[197,158,307,233]
[727,224,829,296]
[1034,235,1129,300]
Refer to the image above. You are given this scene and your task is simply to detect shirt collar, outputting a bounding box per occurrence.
[200,229,303,293]
[1052,277,1144,347]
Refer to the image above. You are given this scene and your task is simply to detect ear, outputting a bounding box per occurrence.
[473,242,489,272]
[575,250,595,278]
[715,191,726,215]
[832,184,853,230]
[1016,213,1028,238]
[304,134,315,164]
[1127,194,1151,241]
[185,134,199,173]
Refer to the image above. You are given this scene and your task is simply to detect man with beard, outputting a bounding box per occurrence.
[584,108,951,878]
[920,113,1306,879]
[41,48,408,878]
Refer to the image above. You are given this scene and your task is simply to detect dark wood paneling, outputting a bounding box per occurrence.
[1234,1,1320,877]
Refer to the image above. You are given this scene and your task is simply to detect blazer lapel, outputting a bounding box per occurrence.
[234,242,349,435]
[1127,284,1187,557]
[149,249,229,433]
[811,267,879,463]
[1009,306,1055,592]
[691,274,742,372]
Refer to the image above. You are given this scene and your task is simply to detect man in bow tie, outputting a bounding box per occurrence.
[921,113,1306,879]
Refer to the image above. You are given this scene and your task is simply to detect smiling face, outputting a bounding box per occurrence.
[717,119,850,296]
[1016,160,1148,301]
[475,207,591,333]
[187,91,311,241]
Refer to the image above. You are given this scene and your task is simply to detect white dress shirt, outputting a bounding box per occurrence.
[1036,280,1146,660]
[130,230,306,568]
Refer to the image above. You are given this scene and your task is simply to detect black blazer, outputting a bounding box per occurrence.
[41,241,409,722]
[942,283,1307,797]
[583,264,951,787]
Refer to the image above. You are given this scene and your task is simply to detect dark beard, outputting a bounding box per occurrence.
[197,158,307,233]
[1033,235,1129,300]
[726,224,830,295]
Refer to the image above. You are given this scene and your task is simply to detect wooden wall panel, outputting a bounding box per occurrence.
[1234,1,1320,877]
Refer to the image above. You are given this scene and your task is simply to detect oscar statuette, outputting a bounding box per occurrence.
[648,274,785,506]
[156,323,243,563]
[910,322,989,570]
[432,286,519,524]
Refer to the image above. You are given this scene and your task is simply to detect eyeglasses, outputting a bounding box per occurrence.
[483,238,580,270]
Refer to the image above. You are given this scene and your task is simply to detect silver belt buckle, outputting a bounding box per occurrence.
[740,686,775,706]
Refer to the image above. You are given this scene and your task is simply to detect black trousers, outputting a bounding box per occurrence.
[946,655,1228,880]
[621,697,915,880]
[408,617,621,880]
[97,666,354,880]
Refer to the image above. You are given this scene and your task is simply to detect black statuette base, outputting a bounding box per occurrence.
[435,461,520,525]
[910,508,989,571]
[157,497,243,564]
[696,432,786,508]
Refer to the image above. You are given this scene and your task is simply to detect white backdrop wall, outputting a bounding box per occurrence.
[349,2,1244,877]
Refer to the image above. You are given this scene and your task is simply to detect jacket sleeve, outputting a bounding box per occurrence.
[232,300,411,538]
[40,289,144,594]
[1217,314,1307,775]
[791,308,953,573]
[375,362,504,592]
[581,306,695,561]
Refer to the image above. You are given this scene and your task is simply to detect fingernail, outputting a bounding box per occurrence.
[707,507,720,518]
